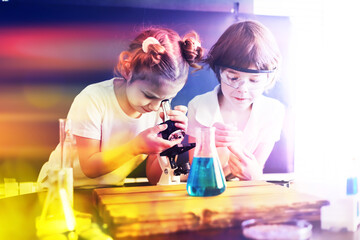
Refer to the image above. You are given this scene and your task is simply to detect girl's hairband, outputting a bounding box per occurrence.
[142,37,161,53]
[216,64,276,74]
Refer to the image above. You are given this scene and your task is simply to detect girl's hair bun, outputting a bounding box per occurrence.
[181,31,204,70]
[143,39,166,67]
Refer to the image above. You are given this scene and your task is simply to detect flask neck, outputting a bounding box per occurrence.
[59,118,73,169]
[194,127,216,158]
[59,119,73,143]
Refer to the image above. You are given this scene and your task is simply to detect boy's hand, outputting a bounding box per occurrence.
[212,122,243,147]
[228,147,262,180]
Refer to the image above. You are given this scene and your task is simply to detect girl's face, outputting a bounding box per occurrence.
[219,67,271,110]
[125,76,185,115]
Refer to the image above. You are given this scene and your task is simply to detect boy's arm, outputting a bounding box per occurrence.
[227,141,276,180]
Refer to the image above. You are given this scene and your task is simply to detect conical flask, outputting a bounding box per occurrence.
[187,127,226,196]
[36,169,76,236]
[36,119,76,237]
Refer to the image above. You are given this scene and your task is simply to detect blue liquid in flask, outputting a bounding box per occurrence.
[187,157,226,197]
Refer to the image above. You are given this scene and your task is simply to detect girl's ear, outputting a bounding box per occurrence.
[118,51,132,81]
[122,60,132,81]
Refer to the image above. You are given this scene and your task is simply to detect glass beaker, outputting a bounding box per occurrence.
[187,127,226,196]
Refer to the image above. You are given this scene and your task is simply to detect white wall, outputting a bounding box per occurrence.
[256,0,360,194]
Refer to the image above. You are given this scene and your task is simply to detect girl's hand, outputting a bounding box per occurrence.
[228,147,262,180]
[212,122,243,148]
[133,124,182,155]
[160,105,188,132]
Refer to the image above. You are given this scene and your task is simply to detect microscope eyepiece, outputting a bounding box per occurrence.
[159,100,185,141]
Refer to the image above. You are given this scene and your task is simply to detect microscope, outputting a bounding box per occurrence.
[157,99,195,185]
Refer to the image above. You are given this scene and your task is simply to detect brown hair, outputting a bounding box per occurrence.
[204,20,281,82]
[115,28,203,83]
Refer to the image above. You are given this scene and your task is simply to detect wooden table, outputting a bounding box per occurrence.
[94,181,329,239]
[2,181,360,240]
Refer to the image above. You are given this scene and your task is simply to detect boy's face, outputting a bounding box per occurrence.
[219,67,271,110]
[125,77,185,115]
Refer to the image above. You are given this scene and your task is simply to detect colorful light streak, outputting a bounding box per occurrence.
[0,24,132,73]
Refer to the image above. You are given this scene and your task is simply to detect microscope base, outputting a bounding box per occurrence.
[157,167,181,185]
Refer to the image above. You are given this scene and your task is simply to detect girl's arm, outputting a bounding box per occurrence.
[145,154,162,185]
[76,136,137,178]
[76,124,178,178]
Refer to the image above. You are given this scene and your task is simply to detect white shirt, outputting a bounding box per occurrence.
[187,85,285,172]
[38,78,160,187]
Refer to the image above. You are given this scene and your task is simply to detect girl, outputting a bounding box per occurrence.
[187,20,285,181]
[38,28,203,187]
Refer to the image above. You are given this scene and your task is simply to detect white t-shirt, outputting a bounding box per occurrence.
[187,85,285,173]
[38,78,160,187]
